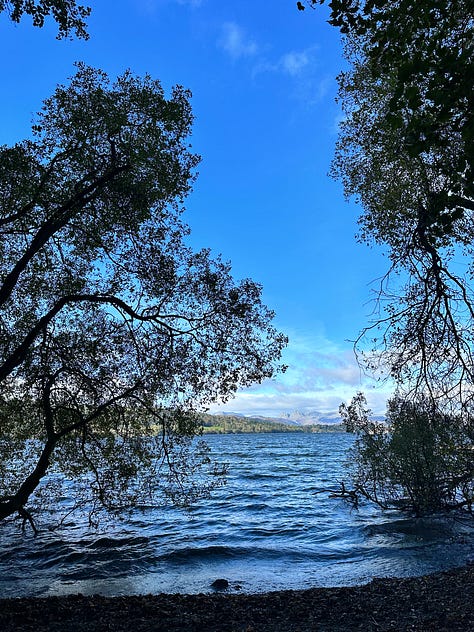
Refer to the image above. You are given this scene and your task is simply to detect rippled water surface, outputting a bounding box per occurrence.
[2,432,474,597]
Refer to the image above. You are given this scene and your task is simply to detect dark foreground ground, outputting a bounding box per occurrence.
[2,565,474,631]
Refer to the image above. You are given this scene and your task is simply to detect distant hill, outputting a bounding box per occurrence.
[213,410,385,426]
[214,410,344,426]
[200,413,346,434]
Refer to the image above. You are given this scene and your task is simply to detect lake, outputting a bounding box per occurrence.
[2,432,474,598]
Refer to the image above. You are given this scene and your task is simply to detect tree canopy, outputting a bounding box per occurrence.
[311,0,474,232]
[0,64,287,530]
[318,2,474,410]
[300,0,474,515]
[0,0,90,38]
[340,393,474,515]
[311,0,474,199]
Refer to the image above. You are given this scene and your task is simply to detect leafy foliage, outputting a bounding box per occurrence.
[340,393,474,515]
[0,0,91,38]
[325,7,474,407]
[310,0,474,201]
[0,65,287,529]
[305,2,474,514]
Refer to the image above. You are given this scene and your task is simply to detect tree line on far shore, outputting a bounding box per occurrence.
[199,413,345,434]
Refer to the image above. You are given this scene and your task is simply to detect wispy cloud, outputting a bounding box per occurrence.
[281,51,310,75]
[248,44,332,105]
[175,0,203,6]
[218,22,258,60]
[216,24,330,103]
[253,45,318,77]
[135,0,204,13]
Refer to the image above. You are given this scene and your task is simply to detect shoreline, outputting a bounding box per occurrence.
[2,564,474,631]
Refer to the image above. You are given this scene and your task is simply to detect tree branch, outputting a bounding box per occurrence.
[0,162,130,308]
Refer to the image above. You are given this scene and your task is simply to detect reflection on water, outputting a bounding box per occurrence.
[2,433,474,597]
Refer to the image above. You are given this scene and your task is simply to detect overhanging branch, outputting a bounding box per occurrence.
[0,162,130,309]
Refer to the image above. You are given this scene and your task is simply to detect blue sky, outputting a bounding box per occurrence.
[1,0,392,416]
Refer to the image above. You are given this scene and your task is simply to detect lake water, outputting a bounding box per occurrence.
[2,432,474,598]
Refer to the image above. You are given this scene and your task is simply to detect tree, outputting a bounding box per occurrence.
[327,18,474,408]
[340,393,474,515]
[0,64,287,530]
[306,2,474,512]
[308,0,473,206]
[0,0,90,38]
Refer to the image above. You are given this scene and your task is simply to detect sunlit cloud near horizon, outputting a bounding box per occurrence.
[209,331,393,418]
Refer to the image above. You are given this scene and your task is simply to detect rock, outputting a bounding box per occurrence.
[210,579,229,591]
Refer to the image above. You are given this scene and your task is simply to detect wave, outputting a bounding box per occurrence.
[2,434,474,597]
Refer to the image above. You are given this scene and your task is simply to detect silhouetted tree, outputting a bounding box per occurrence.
[330,18,474,407]
[0,0,90,38]
[340,393,474,515]
[307,0,473,196]
[0,64,287,530]
[305,1,474,511]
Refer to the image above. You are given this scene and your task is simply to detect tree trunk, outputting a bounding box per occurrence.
[0,438,56,522]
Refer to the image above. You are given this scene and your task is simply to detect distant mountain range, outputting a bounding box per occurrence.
[216,410,385,426]
[217,410,343,426]
[277,410,344,425]
[200,412,346,434]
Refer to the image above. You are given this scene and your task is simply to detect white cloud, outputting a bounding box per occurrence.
[208,331,393,418]
[134,0,203,13]
[280,50,311,76]
[218,22,258,60]
[250,44,333,105]
[176,0,203,6]
[253,45,318,77]
[216,27,330,105]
